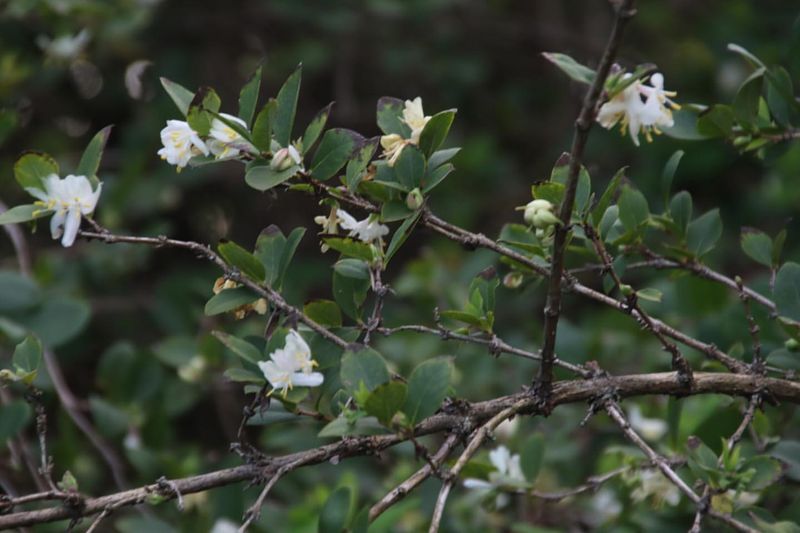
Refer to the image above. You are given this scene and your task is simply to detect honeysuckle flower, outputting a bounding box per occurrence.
[380,133,407,167]
[208,113,257,160]
[257,330,323,396]
[630,469,681,507]
[27,174,102,247]
[37,29,91,61]
[271,145,303,171]
[403,97,431,143]
[379,97,432,166]
[597,72,679,146]
[520,199,560,229]
[314,207,340,252]
[463,445,526,508]
[212,277,267,319]
[337,209,389,244]
[158,120,209,170]
[628,405,667,442]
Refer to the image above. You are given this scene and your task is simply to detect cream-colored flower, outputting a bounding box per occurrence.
[271,144,303,171]
[27,174,102,247]
[402,97,431,143]
[628,405,667,442]
[158,120,209,170]
[521,199,560,229]
[314,207,340,252]
[380,133,407,167]
[631,469,681,507]
[463,445,526,509]
[37,29,91,61]
[212,277,267,319]
[208,113,256,160]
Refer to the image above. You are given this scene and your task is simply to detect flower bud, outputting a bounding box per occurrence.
[406,188,424,210]
[523,199,560,229]
[786,338,800,352]
[270,148,294,171]
[619,284,634,296]
[503,272,523,289]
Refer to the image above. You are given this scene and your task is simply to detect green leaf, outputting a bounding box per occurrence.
[422,162,455,193]
[218,240,266,282]
[741,229,773,267]
[549,158,590,214]
[319,487,351,533]
[749,517,800,533]
[403,357,452,425]
[394,144,426,190]
[245,163,298,192]
[733,70,764,127]
[312,128,362,181]
[385,210,422,265]
[428,147,460,170]
[661,150,684,205]
[592,167,625,226]
[773,229,787,267]
[618,186,650,232]
[541,52,595,84]
[636,288,663,303]
[697,105,735,138]
[670,191,693,237]
[224,367,264,383]
[0,271,40,312]
[775,262,800,322]
[340,347,390,393]
[186,87,222,136]
[57,470,79,492]
[273,64,302,147]
[76,125,112,185]
[376,97,411,136]
[12,335,41,379]
[17,296,90,347]
[333,269,370,321]
[278,227,305,287]
[687,209,722,257]
[160,77,194,116]
[418,109,456,157]
[254,225,304,288]
[251,99,277,152]
[663,109,713,141]
[0,400,30,441]
[334,259,370,280]
[0,204,53,225]
[364,381,407,426]
[742,456,783,491]
[727,43,767,69]
[14,151,59,191]
[323,237,376,263]
[520,433,545,482]
[302,102,334,152]
[345,137,379,192]
[532,182,565,205]
[238,65,262,127]
[204,286,259,316]
[766,66,796,126]
[439,310,485,328]
[212,331,262,364]
[303,300,342,328]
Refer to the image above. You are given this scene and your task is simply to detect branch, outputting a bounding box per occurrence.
[1,371,798,529]
[537,0,637,394]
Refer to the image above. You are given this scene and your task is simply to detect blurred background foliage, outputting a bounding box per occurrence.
[1,0,800,531]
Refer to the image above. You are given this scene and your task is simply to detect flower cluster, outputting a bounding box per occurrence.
[212,277,267,319]
[463,445,526,508]
[597,72,679,146]
[257,330,324,396]
[522,199,560,229]
[314,208,389,251]
[380,97,431,166]
[27,174,102,247]
[158,113,260,171]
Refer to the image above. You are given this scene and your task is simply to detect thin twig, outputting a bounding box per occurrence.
[736,276,764,371]
[370,434,460,522]
[238,459,302,532]
[537,0,638,398]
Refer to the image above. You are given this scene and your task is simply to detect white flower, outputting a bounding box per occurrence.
[208,113,257,160]
[379,97,432,166]
[314,207,340,253]
[27,174,102,247]
[257,330,323,396]
[589,489,622,524]
[463,445,526,494]
[336,209,389,244]
[631,469,681,507]
[37,29,91,61]
[157,120,209,170]
[210,519,240,533]
[271,145,303,171]
[597,72,679,146]
[402,97,431,143]
[628,405,667,442]
[521,199,560,229]
[379,133,407,167]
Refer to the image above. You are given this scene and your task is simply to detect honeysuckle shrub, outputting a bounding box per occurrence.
[1,2,800,532]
